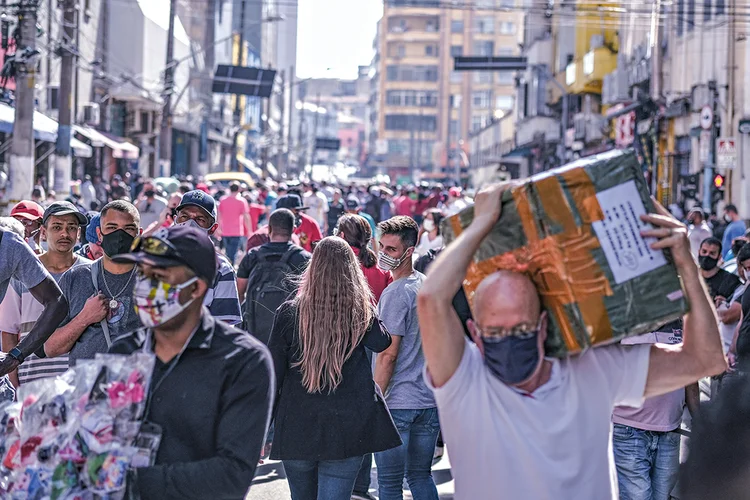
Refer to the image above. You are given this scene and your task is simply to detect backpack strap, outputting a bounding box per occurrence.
[278,247,302,266]
[91,260,113,348]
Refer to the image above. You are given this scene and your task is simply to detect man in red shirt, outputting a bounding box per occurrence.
[246,194,322,252]
[218,182,252,265]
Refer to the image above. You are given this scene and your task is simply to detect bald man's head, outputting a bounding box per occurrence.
[473,271,542,330]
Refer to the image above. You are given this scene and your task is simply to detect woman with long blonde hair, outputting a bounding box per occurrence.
[268,237,401,500]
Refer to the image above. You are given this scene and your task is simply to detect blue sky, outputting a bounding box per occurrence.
[296,0,383,79]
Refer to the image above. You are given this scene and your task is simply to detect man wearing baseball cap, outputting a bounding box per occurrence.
[11,200,44,254]
[172,190,242,326]
[76,213,104,261]
[109,225,274,499]
[276,193,322,252]
[0,201,91,386]
[346,196,377,237]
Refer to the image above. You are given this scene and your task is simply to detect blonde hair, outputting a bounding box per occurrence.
[295,237,374,393]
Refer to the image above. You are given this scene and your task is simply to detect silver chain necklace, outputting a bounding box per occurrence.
[101,266,137,309]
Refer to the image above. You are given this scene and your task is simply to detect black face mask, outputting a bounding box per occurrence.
[144,190,155,198]
[483,334,541,385]
[698,255,719,271]
[100,229,135,258]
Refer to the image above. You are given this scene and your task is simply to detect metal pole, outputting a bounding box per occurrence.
[284,64,294,178]
[54,0,75,198]
[454,96,462,186]
[7,0,39,208]
[308,92,320,169]
[233,0,246,125]
[703,80,719,211]
[199,0,216,177]
[158,0,177,177]
[275,69,285,179]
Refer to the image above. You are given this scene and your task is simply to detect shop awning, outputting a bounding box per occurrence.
[208,130,233,146]
[0,102,63,142]
[71,137,92,158]
[236,156,262,179]
[74,126,140,160]
[266,162,278,178]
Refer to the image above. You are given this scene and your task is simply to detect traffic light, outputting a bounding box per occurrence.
[711,173,726,208]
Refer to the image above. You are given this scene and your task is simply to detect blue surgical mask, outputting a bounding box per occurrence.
[482,333,541,385]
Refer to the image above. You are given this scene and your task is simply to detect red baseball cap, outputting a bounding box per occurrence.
[10,201,44,221]
[195,182,210,194]
[449,187,461,198]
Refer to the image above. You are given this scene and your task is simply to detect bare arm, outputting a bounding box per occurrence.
[243,213,252,237]
[417,183,508,388]
[643,202,727,398]
[718,300,742,325]
[1,333,19,387]
[374,336,402,394]
[237,278,249,304]
[685,383,700,417]
[43,294,108,358]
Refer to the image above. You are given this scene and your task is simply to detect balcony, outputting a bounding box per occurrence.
[385,27,440,43]
[516,116,560,147]
[525,37,554,67]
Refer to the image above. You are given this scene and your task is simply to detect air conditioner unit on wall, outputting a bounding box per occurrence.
[81,103,100,126]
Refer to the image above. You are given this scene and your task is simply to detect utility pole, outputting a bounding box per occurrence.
[703,80,720,211]
[199,0,216,177]
[7,0,39,208]
[454,95,462,187]
[260,94,269,176]
[233,0,247,126]
[275,69,285,179]
[284,64,294,178]
[54,0,76,199]
[158,0,177,177]
[308,92,320,169]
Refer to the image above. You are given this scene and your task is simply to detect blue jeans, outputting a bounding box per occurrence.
[374,408,440,500]
[223,236,242,265]
[353,453,372,494]
[612,423,681,500]
[283,456,363,500]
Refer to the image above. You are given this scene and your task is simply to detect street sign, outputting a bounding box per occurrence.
[739,119,750,134]
[716,137,737,169]
[699,130,711,163]
[453,56,527,72]
[212,65,277,98]
[700,105,713,130]
[315,137,341,151]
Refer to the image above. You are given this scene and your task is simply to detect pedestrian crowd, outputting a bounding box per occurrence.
[0,173,745,500]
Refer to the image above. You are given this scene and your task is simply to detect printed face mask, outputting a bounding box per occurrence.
[175,218,209,234]
[377,248,411,271]
[132,275,198,327]
[100,229,136,258]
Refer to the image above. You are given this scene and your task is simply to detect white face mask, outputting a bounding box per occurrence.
[423,219,435,232]
[132,275,198,328]
[175,219,209,234]
[377,248,411,271]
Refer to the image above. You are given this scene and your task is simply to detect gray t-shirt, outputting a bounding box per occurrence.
[0,230,49,304]
[56,261,142,365]
[375,271,436,410]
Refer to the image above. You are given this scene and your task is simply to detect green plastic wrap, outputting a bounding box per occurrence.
[443,149,689,357]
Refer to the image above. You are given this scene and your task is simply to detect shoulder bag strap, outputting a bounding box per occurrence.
[91,260,112,348]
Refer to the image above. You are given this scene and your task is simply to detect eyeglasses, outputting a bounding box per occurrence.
[476,315,544,343]
[130,235,182,258]
[13,217,39,227]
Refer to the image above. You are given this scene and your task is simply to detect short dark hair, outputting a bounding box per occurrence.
[230,182,241,193]
[725,204,739,214]
[378,216,419,248]
[701,236,723,255]
[269,208,295,239]
[100,200,141,226]
[737,243,750,265]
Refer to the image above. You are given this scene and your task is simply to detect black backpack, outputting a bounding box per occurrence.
[242,246,305,344]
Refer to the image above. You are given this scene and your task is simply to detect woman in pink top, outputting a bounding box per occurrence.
[335,214,392,303]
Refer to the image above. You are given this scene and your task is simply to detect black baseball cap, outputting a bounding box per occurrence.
[276,194,309,211]
[43,201,88,226]
[175,189,217,220]
[345,197,360,210]
[112,225,217,284]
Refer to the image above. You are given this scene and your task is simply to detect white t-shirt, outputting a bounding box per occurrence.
[426,339,651,500]
[415,232,443,258]
[304,191,329,228]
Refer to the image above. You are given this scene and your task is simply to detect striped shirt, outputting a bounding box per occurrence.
[0,255,91,384]
[203,251,242,326]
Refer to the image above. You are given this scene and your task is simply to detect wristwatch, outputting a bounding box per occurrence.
[8,347,24,363]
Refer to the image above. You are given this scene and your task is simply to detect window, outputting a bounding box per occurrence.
[451,45,463,57]
[687,0,696,31]
[475,0,493,8]
[385,114,437,131]
[474,16,494,34]
[499,22,516,35]
[450,71,463,83]
[472,115,485,132]
[499,0,515,6]
[449,119,458,137]
[472,90,492,108]
[498,46,514,56]
[425,18,439,32]
[496,95,515,110]
[385,90,438,107]
[425,44,438,56]
[386,65,439,82]
[677,0,684,36]
[704,0,712,21]
[397,44,405,57]
[496,71,514,85]
[474,72,493,84]
[451,20,464,33]
[474,41,494,56]
[716,0,725,14]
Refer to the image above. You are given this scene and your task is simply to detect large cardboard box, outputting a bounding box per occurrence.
[443,149,689,357]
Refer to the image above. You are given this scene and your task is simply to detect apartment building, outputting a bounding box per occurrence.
[369,0,523,183]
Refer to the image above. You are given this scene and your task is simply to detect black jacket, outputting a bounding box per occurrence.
[110,310,275,500]
[268,301,402,460]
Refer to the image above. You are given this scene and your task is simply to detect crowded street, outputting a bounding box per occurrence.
[0,1,749,500]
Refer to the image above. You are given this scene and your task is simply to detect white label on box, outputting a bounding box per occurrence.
[591,180,668,284]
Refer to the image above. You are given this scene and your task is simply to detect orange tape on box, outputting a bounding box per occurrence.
[461,169,614,353]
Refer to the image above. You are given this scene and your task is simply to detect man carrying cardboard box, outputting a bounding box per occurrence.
[417,183,726,500]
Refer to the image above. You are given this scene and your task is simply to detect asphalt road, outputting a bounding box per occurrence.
[247,450,455,500]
